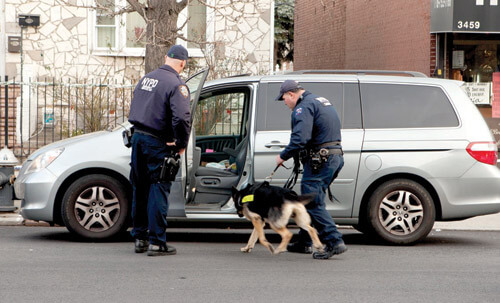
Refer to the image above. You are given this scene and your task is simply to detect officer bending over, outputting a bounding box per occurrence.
[275,80,347,260]
[128,45,191,256]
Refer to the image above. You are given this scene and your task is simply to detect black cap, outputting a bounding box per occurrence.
[275,80,303,100]
[167,45,188,61]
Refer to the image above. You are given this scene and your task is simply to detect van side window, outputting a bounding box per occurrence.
[258,83,292,131]
[193,87,250,163]
[361,84,459,129]
[343,83,362,129]
[195,90,247,136]
[259,82,361,131]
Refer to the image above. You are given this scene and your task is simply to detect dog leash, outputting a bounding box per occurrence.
[284,155,301,190]
[264,164,291,182]
[264,162,298,190]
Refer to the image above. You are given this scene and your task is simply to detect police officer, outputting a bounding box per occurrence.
[128,45,191,256]
[275,80,347,260]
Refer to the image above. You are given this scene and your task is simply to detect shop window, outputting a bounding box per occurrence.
[452,39,500,83]
[452,36,500,107]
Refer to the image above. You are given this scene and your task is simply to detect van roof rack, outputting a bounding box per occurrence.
[285,70,427,77]
[226,73,252,78]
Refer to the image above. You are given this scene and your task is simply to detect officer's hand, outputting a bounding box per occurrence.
[276,155,285,167]
[166,141,185,155]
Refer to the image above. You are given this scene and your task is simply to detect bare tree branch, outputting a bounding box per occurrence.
[114,6,136,16]
[175,0,189,13]
[127,0,146,19]
[57,0,136,17]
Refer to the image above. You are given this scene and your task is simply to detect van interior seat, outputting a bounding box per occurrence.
[195,139,247,177]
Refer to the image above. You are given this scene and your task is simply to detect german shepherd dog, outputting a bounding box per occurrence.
[232,181,324,255]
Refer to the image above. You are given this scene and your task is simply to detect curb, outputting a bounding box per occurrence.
[1,212,499,230]
[0,213,51,227]
[0,213,24,226]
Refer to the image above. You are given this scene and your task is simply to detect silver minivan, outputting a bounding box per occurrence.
[15,70,500,244]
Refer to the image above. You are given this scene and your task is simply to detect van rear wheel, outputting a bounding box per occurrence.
[366,179,435,244]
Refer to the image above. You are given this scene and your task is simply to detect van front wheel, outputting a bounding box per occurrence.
[61,174,130,240]
[366,179,435,244]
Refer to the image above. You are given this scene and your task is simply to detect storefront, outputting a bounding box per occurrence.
[432,0,500,144]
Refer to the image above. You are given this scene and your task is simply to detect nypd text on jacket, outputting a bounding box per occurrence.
[128,65,191,149]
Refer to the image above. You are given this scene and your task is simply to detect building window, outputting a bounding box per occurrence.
[178,0,210,57]
[93,0,208,57]
[126,11,146,48]
[95,0,117,49]
[187,0,207,49]
[93,0,147,56]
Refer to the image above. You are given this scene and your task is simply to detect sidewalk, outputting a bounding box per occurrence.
[433,212,500,231]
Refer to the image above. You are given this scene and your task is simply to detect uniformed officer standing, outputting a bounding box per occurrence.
[275,80,347,260]
[128,45,191,256]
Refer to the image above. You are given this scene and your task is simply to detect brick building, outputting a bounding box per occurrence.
[295,0,500,140]
[295,0,500,81]
[294,0,432,75]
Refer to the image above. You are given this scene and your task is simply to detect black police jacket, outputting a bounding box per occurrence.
[280,91,342,161]
[128,65,191,149]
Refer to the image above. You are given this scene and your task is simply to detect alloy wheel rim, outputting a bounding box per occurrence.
[378,190,424,236]
[74,186,121,231]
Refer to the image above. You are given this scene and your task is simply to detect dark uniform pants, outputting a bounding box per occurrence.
[297,154,345,247]
[130,132,172,245]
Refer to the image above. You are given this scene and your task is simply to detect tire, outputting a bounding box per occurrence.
[61,174,129,240]
[366,179,435,245]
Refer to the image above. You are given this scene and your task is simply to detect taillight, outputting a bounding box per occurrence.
[466,142,498,165]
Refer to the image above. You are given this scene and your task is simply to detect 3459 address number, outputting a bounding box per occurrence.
[457,21,480,29]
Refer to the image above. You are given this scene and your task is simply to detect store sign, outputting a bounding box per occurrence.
[492,73,500,118]
[431,0,500,33]
[452,50,464,68]
[463,83,491,105]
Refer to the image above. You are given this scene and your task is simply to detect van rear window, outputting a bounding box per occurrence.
[361,84,459,129]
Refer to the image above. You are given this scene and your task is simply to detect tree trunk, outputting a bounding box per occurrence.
[144,0,187,73]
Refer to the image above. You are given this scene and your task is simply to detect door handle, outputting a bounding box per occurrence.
[265,141,288,148]
[202,178,220,186]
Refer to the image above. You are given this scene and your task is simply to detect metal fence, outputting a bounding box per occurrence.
[1,76,135,162]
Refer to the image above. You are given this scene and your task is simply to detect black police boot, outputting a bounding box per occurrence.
[147,243,177,256]
[287,241,313,254]
[134,239,149,253]
[312,241,347,260]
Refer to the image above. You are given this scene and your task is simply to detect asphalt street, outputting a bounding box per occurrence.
[1,226,499,303]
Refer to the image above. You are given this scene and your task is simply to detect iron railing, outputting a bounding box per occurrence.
[1,76,135,162]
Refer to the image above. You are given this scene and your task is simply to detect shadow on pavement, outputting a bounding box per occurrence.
[22,226,491,247]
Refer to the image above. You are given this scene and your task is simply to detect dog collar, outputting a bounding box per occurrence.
[242,194,254,203]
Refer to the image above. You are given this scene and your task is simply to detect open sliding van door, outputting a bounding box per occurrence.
[167,69,209,217]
